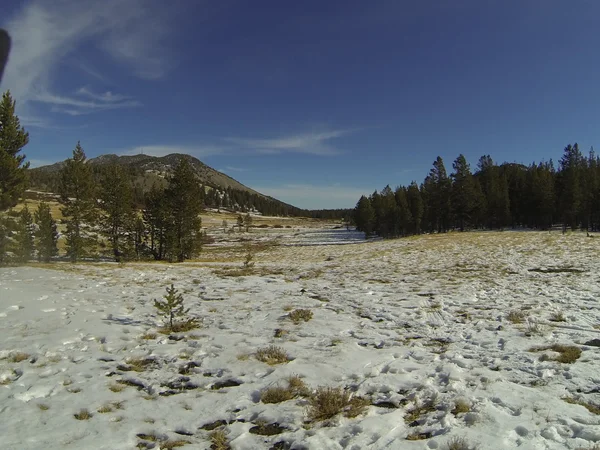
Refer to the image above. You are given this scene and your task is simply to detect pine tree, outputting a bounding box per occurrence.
[153,284,191,331]
[0,91,30,211]
[14,205,34,262]
[244,212,252,232]
[406,182,424,234]
[34,202,58,262]
[132,217,146,260]
[394,186,412,236]
[353,195,375,238]
[99,164,136,262]
[450,154,476,232]
[0,218,9,265]
[558,143,584,230]
[164,158,203,262]
[143,184,169,260]
[425,157,452,233]
[59,142,98,261]
[236,214,244,232]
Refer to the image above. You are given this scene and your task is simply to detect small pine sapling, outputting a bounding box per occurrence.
[154,284,197,331]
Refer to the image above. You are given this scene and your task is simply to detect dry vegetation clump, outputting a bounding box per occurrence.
[261,375,310,404]
[307,386,369,422]
[9,352,30,363]
[451,398,471,415]
[122,357,157,372]
[209,430,231,450]
[446,436,478,450]
[563,397,600,415]
[549,311,566,322]
[255,346,291,365]
[289,308,313,324]
[506,310,526,324]
[405,395,438,424]
[74,409,92,420]
[530,344,582,364]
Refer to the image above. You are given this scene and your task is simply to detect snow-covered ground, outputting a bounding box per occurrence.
[1,230,600,449]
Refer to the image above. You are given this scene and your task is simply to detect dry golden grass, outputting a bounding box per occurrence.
[289,308,313,324]
[97,404,114,413]
[260,386,295,404]
[273,328,288,338]
[530,344,582,364]
[506,310,526,324]
[261,375,309,404]
[140,332,157,340]
[158,318,200,334]
[563,397,600,415]
[255,345,291,365]
[108,383,126,393]
[74,409,92,420]
[161,440,191,449]
[37,403,50,411]
[451,399,471,415]
[209,430,231,450]
[405,396,438,423]
[307,386,369,422]
[9,352,30,363]
[446,436,476,450]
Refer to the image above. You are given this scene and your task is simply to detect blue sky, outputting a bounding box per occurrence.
[2,0,600,209]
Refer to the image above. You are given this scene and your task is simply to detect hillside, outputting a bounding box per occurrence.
[31,153,263,196]
[28,153,351,219]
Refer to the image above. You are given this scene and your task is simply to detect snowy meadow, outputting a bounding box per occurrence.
[1,229,600,450]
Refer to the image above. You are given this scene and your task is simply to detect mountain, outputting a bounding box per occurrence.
[32,153,263,197]
[28,153,351,219]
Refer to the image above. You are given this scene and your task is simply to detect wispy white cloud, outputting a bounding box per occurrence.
[252,183,368,209]
[120,145,225,158]
[224,129,353,156]
[2,0,176,124]
[223,166,249,172]
[28,159,55,168]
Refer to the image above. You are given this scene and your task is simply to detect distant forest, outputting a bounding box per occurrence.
[29,166,351,220]
[354,144,600,238]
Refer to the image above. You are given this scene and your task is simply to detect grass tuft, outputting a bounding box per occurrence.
[446,436,477,450]
[74,409,92,420]
[549,311,566,322]
[37,403,50,411]
[10,352,30,363]
[563,397,600,415]
[289,309,313,324]
[209,429,231,450]
[307,386,369,422]
[451,399,471,415]
[529,344,582,363]
[506,310,526,324]
[255,346,291,365]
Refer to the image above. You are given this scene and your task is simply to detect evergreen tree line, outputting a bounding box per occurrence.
[354,146,600,238]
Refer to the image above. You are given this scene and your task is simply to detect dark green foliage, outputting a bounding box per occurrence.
[34,202,58,262]
[143,184,169,260]
[59,143,98,261]
[165,158,203,262]
[14,205,34,262]
[353,195,375,237]
[0,91,30,211]
[0,217,11,265]
[406,182,424,234]
[99,164,136,261]
[450,154,476,232]
[236,214,244,231]
[354,145,600,238]
[154,284,190,331]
